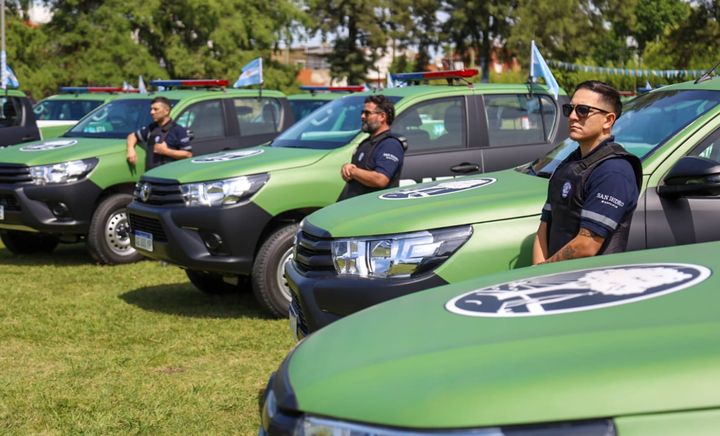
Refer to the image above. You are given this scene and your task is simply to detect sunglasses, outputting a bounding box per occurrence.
[361,110,383,117]
[562,103,610,118]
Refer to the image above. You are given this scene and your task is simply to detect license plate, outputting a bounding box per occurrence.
[288,303,300,340]
[0,205,4,220]
[134,230,154,252]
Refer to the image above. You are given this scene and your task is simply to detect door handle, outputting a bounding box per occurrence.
[451,163,480,173]
[21,136,36,141]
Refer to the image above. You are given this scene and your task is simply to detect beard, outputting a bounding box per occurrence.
[361,119,381,133]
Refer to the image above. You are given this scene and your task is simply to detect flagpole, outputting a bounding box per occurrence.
[1,0,7,92]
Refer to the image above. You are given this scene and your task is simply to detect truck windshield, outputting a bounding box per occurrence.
[33,99,104,121]
[65,99,175,139]
[272,95,402,150]
[525,89,720,177]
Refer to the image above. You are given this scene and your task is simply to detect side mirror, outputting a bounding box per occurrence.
[658,156,720,198]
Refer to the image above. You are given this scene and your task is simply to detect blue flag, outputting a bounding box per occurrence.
[138,75,147,94]
[234,57,263,88]
[530,41,559,99]
[1,51,20,90]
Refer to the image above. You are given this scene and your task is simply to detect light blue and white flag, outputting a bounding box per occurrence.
[234,57,263,88]
[138,75,147,94]
[1,50,20,90]
[530,40,559,99]
[386,73,394,89]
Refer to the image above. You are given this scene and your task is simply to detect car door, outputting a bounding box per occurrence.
[399,95,486,183]
[641,127,720,249]
[0,96,40,147]
[480,93,567,172]
[174,99,233,156]
[232,97,286,149]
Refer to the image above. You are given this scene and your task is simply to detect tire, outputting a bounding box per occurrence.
[252,223,298,318]
[186,270,247,295]
[87,193,143,264]
[0,230,59,254]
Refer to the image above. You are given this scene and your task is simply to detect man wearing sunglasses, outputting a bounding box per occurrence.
[338,94,407,200]
[533,81,642,265]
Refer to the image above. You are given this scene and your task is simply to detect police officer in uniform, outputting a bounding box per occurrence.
[338,94,407,200]
[126,96,192,169]
[533,81,642,264]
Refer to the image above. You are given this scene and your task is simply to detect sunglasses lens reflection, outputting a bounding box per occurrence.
[562,104,591,118]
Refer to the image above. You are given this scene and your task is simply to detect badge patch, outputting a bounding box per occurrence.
[20,139,78,152]
[446,263,711,317]
[379,178,496,200]
[561,181,572,198]
[191,149,263,163]
[358,152,365,161]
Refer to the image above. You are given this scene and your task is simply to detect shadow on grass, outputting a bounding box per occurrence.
[119,283,272,319]
[0,243,96,266]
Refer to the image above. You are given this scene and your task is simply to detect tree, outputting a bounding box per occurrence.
[387,0,440,71]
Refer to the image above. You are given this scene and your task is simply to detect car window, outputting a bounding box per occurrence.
[234,98,282,136]
[289,99,329,122]
[0,96,23,128]
[66,98,165,139]
[395,97,465,153]
[485,94,551,146]
[33,99,103,121]
[176,99,225,140]
[689,129,720,163]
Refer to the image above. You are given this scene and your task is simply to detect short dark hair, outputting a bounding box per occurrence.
[151,96,172,110]
[365,94,395,125]
[574,80,622,119]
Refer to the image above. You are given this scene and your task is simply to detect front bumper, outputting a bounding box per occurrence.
[286,261,448,337]
[0,179,102,234]
[127,199,273,275]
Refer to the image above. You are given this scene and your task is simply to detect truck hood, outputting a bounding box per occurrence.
[0,137,123,166]
[307,169,548,237]
[142,146,330,183]
[288,241,720,428]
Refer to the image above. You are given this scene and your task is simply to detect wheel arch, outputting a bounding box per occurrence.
[254,207,321,257]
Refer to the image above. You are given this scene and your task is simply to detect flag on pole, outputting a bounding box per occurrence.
[122,81,131,91]
[138,75,147,94]
[386,73,394,89]
[234,57,263,88]
[530,41,559,99]
[1,50,20,90]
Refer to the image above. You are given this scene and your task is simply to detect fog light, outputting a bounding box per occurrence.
[201,232,224,253]
[50,202,69,218]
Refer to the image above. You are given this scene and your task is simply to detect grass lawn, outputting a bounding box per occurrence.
[0,242,295,434]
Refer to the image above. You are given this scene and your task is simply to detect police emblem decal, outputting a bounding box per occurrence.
[379,178,496,200]
[192,149,264,163]
[561,181,572,198]
[20,139,78,152]
[445,263,711,317]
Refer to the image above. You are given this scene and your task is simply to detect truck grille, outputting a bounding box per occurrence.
[128,214,168,242]
[293,229,334,273]
[134,178,184,206]
[0,193,20,211]
[0,164,31,184]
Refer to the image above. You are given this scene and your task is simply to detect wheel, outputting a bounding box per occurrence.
[186,270,248,295]
[0,230,59,254]
[87,193,143,264]
[251,223,298,318]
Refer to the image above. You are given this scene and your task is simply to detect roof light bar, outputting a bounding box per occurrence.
[59,87,139,93]
[150,79,229,88]
[392,69,479,82]
[299,85,365,93]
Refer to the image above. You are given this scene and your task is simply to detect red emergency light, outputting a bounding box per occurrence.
[299,85,366,93]
[60,86,139,93]
[150,79,229,88]
[391,69,479,83]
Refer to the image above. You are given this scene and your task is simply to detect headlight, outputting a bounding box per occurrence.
[179,173,269,207]
[331,226,472,278]
[298,416,615,435]
[29,158,98,185]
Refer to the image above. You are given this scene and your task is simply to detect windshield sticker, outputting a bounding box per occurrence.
[20,139,78,152]
[191,149,263,163]
[446,263,711,317]
[379,178,496,200]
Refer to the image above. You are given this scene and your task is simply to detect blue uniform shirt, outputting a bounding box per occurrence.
[362,137,404,180]
[136,120,192,168]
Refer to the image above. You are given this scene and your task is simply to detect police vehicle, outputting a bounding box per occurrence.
[288,75,720,338]
[262,240,720,435]
[33,86,137,138]
[0,88,40,147]
[288,85,364,122]
[126,69,570,317]
[0,79,294,263]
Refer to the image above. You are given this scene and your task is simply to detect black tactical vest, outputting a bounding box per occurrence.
[337,130,408,201]
[145,120,178,170]
[547,141,642,256]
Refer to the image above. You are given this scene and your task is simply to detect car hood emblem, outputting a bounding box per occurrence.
[140,183,151,202]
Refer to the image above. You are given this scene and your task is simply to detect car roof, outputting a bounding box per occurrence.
[367,82,567,98]
[650,76,720,92]
[109,88,286,101]
[288,92,345,102]
[40,92,122,102]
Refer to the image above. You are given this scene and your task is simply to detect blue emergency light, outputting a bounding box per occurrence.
[391,69,478,83]
[299,85,365,93]
[59,86,138,93]
[150,79,229,88]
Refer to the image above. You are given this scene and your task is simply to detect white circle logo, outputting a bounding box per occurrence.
[446,263,711,317]
[191,149,264,163]
[379,178,496,200]
[20,139,78,152]
[561,181,572,198]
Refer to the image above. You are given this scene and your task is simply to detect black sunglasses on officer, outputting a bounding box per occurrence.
[562,103,611,118]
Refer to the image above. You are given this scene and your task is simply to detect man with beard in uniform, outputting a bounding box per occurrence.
[532,80,641,265]
[338,94,406,200]
[126,96,192,169]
